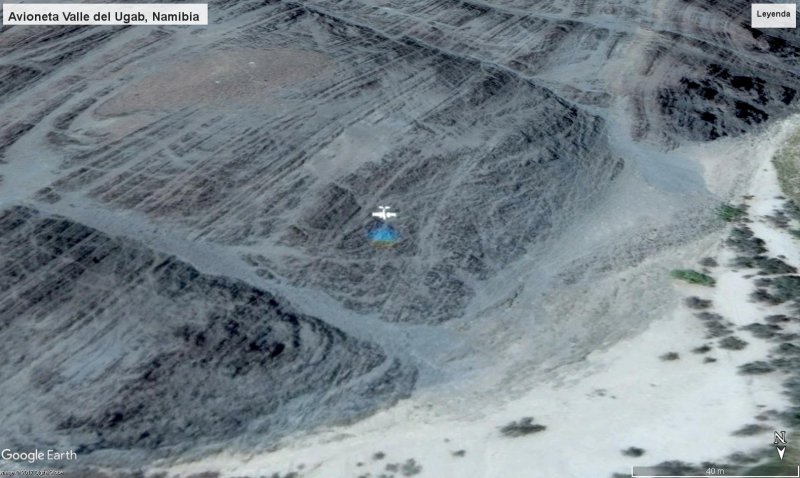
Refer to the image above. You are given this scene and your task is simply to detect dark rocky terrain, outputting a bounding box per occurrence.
[2,1,797,325]
[0,206,415,466]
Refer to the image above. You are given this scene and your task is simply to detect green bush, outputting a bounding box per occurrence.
[718,204,747,222]
[671,269,716,286]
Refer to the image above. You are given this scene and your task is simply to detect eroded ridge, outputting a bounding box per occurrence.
[0,206,416,466]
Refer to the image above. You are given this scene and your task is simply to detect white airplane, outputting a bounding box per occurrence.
[371,206,398,221]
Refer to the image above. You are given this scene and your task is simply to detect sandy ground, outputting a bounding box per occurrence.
[151,120,800,478]
[95,48,336,115]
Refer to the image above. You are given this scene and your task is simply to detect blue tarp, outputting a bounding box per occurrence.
[368,223,399,246]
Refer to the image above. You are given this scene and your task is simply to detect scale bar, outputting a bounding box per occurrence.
[631,465,800,478]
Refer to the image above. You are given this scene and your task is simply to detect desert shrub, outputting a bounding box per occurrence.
[783,334,800,343]
[671,269,715,286]
[785,200,800,220]
[719,336,748,350]
[692,345,712,354]
[767,276,800,304]
[685,297,712,309]
[699,257,719,267]
[783,376,800,405]
[741,323,782,339]
[777,343,800,355]
[726,227,767,256]
[452,450,466,457]
[728,452,760,464]
[732,256,797,274]
[771,356,800,372]
[622,447,645,457]
[703,322,733,339]
[766,211,791,229]
[499,417,546,437]
[660,352,680,361]
[695,313,731,338]
[750,288,783,305]
[738,361,776,375]
[704,357,718,363]
[752,277,800,308]
[755,277,772,287]
[695,312,723,321]
[400,459,422,476]
[732,256,757,269]
[757,257,796,275]
[782,406,800,427]
[732,424,768,436]
[706,322,731,338]
[766,314,793,324]
[373,452,385,460]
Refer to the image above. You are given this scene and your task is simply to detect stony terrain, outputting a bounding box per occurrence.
[0,205,415,467]
[0,0,799,472]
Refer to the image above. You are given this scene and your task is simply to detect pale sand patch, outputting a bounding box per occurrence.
[684,115,800,198]
[84,112,158,142]
[749,158,800,267]
[95,48,336,115]
[713,266,767,328]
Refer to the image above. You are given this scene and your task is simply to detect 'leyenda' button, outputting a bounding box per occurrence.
[752,3,797,28]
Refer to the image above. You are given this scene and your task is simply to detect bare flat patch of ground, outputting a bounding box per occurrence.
[95,48,336,115]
